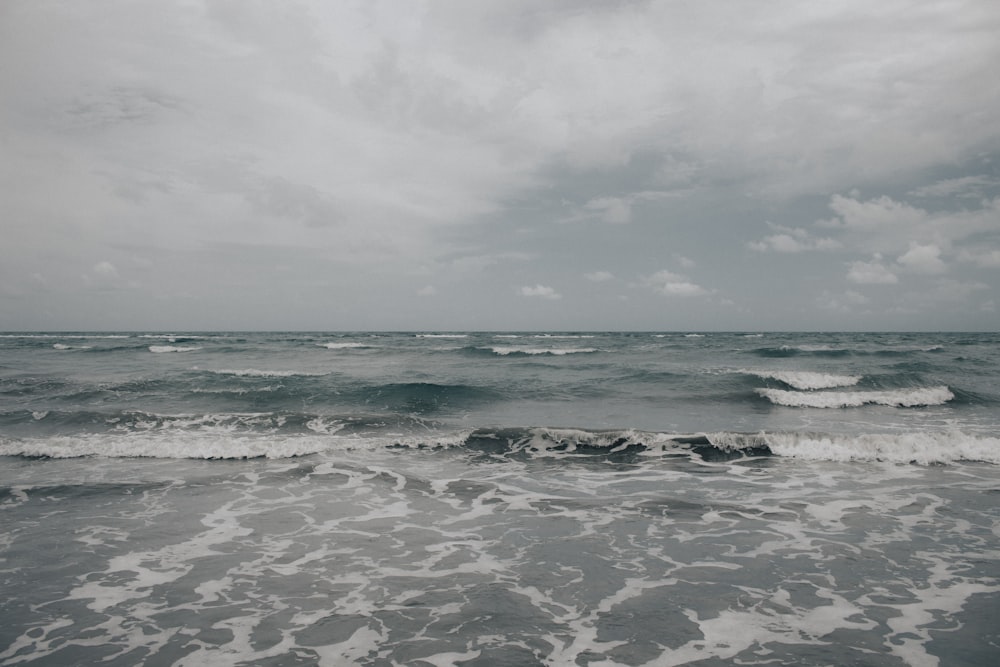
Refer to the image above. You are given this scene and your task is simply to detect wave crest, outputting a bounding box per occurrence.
[741,369,862,390]
[756,386,953,408]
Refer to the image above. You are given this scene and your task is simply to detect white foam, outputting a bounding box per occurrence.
[532,334,595,339]
[317,342,371,349]
[52,343,92,350]
[0,429,474,460]
[742,369,862,390]
[486,346,598,356]
[416,334,467,338]
[207,368,324,377]
[148,345,201,353]
[758,431,1000,464]
[781,344,844,352]
[757,386,953,408]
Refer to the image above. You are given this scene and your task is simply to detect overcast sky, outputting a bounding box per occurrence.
[2,0,999,331]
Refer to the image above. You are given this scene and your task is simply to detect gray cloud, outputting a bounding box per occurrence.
[2,0,998,330]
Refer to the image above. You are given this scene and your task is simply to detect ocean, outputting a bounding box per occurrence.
[1,331,998,666]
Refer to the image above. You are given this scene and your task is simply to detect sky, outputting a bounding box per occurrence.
[1,0,999,331]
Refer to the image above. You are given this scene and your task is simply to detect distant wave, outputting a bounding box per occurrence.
[756,386,954,408]
[483,346,599,356]
[316,342,372,350]
[532,334,596,339]
[206,369,326,378]
[149,345,201,353]
[739,369,862,390]
[3,425,996,465]
[52,343,93,351]
[751,345,850,358]
[416,334,468,339]
[750,344,944,358]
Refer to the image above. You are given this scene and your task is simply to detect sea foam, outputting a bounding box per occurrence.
[759,431,1000,465]
[485,346,598,356]
[742,369,862,390]
[756,386,954,408]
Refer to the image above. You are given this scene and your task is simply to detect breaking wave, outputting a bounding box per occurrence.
[2,425,996,465]
[739,369,862,390]
[756,386,954,408]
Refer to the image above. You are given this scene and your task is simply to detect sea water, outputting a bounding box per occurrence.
[1,332,998,666]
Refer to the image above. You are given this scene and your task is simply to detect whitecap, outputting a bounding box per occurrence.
[207,369,323,377]
[756,386,953,408]
[317,342,371,349]
[486,346,598,356]
[148,345,201,353]
[761,431,1000,465]
[741,369,862,390]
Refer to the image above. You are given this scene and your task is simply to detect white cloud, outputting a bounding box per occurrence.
[585,271,615,282]
[897,242,946,274]
[417,285,436,296]
[92,261,119,278]
[584,197,632,224]
[822,195,929,230]
[643,270,712,298]
[847,258,898,284]
[520,284,561,299]
[748,225,840,253]
[674,255,696,269]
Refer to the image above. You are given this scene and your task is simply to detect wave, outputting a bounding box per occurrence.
[749,344,946,359]
[317,342,373,350]
[756,386,954,408]
[531,334,596,339]
[482,346,599,356]
[739,369,862,391]
[750,345,851,358]
[149,345,201,353]
[416,334,468,339]
[206,369,327,378]
[52,343,93,351]
[2,426,996,465]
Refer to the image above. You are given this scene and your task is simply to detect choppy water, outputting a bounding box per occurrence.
[1,331,999,665]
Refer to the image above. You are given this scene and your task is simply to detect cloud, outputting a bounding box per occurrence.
[818,289,870,312]
[417,285,436,296]
[643,270,712,297]
[846,258,898,284]
[957,248,1000,268]
[822,195,929,230]
[92,261,119,278]
[584,197,632,224]
[896,242,946,274]
[520,284,561,300]
[584,270,615,282]
[910,176,1000,199]
[748,225,840,253]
